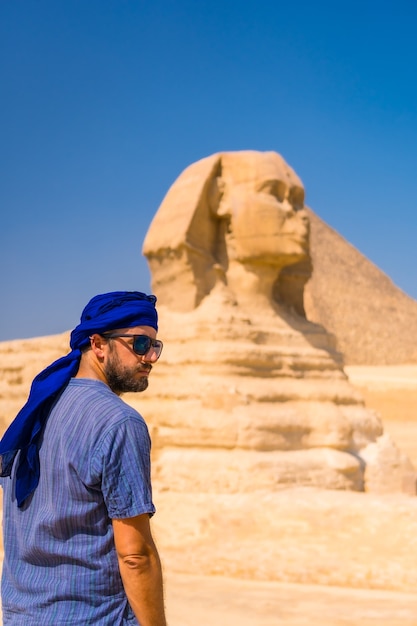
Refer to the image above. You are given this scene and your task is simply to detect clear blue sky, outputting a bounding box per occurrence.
[1,0,416,341]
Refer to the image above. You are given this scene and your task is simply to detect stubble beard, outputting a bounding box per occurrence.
[104,350,150,395]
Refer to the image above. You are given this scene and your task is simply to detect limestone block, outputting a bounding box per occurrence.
[0,334,69,434]
[235,401,353,451]
[361,434,417,495]
[147,399,354,451]
[340,404,383,451]
[149,401,239,449]
[154,448,363,493]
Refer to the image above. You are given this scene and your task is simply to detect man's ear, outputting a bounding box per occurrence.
[89,333,107,359]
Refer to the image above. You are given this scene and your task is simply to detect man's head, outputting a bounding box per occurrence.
[73,292,161,394]
[88,325,163,394]
[0,290,161,506]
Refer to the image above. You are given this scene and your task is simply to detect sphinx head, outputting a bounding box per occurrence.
[143,151,311,313]
[215,151,309,266]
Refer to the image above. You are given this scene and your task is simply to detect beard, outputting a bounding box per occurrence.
[104,348,151,395]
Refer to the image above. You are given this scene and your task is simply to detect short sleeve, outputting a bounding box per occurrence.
[91,414,155,519]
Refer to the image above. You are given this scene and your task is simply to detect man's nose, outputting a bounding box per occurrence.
[142,349,158,363]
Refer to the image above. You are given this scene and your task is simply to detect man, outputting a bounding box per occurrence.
[0,291,167,626]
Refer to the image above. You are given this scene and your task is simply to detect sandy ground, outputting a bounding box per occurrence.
[165,574,417,626]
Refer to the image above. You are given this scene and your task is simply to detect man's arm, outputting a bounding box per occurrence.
[113,514,167,626]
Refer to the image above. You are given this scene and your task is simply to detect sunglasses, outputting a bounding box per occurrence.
[103,333,163,360]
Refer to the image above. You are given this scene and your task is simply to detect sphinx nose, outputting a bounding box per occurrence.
[279,199,297,214]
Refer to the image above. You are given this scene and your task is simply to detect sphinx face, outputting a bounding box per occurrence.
[225,167,310,267]
[143,150,310,311]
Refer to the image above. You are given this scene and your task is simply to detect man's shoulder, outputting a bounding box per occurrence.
[57,378,145,430]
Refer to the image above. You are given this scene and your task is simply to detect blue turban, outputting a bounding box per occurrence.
[0,291,158,507]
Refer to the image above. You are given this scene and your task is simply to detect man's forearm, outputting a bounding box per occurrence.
[118,548,167,626]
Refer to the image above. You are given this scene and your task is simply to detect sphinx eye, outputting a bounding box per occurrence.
[257,180,286,202]
[288,186,305,211]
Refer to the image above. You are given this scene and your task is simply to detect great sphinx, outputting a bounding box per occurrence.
[139,151,415,495]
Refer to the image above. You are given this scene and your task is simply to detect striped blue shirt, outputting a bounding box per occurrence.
[1,378,155,625]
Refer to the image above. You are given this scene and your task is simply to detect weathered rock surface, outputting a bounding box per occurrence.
[141,150,415,495]
[0,334,69,431]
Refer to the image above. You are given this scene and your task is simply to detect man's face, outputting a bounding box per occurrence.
[103,325,158,395]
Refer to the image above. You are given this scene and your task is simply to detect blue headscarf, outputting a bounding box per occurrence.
[0,291,158,507]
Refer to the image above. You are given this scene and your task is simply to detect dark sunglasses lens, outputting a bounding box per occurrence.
[132,336,162,358]
[133,336,152,354]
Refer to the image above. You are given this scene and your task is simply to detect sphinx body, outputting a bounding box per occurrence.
[140,151,415,495]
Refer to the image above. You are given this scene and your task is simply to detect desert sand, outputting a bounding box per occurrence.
[165,574,417,626]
